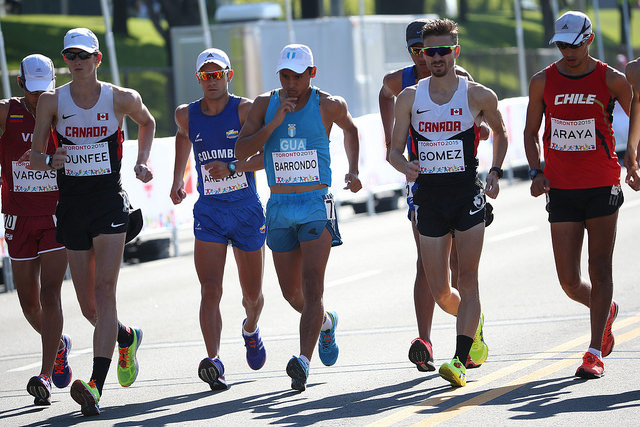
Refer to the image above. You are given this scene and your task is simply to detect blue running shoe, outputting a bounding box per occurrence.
[286,356,309,391]
[198,357,228,390]
[52,334,72,388]
[27,374,52,406]
[318,311,339,366]
[242,319,266,370]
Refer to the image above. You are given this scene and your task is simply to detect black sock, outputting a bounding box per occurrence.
[454,334,474,365]
[117,322,133,347]
[90,357,111,395]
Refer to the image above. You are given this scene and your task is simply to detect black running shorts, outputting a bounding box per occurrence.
[546,185,623,223]
[413,180,486,237]
[56,190,130,250]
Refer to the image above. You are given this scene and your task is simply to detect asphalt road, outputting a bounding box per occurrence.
[1,177,640,426]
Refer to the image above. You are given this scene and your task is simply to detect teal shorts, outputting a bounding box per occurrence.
[266,188,341,252]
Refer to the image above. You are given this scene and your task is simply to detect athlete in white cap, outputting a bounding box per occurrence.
[171,48,267,391]
[29,27,155,416]
[524,10,632,379]
[236,43,362,392]
[0,54,71,406]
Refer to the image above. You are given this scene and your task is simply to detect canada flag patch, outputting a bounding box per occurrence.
[451,108,462,116]
[97,113,109,121]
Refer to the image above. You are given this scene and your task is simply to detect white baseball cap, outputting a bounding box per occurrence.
[196,48,231,72]
[549,11,593,45]
[19,54,55,92]
[276,44,314,74]
[62,28,100,53]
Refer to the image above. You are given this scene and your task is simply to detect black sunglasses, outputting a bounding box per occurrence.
[62,51,96,61]
[556,38,589,50]
[411,45,458,57]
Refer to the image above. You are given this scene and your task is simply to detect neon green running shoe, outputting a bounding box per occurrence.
[70,379,100,416]
[467,312,488,369]
[439,357,467,387]
[118,327,143,387]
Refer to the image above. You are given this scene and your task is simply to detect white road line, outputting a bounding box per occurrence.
[326,270,381,288]
[486,225,538,243]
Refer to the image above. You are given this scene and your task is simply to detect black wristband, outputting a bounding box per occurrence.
[489,166,503,179]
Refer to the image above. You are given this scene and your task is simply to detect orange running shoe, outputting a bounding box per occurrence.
[575,352,604,379]
[408,338,435,372]
[602,301,618,357]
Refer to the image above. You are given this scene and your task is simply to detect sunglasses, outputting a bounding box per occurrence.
[63,51,96,61]
[196,70,231,81]
[555,38,588,50]
[412,45,458,57]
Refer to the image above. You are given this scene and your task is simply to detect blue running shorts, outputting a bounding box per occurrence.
[193,198,266,252]
[266,188,341,253]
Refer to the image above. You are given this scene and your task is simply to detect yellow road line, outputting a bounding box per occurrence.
[369,313,640,427]
[417,324,640,426]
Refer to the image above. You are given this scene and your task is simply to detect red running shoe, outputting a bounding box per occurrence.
[575,352,604,379]
[408,338,435,372]
[602,301,619,357]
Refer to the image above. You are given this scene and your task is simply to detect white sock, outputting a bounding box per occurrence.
[588,348,602,360]
[299,355,310,368]
[243,325,257,336]
[321,312,333,331]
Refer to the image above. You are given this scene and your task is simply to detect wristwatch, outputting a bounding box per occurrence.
[489,166,503,179]
[227,161,236,175]
[45,155,54,169]
[529,168,543,179]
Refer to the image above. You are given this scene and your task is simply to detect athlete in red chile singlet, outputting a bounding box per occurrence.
[524,11,632,380]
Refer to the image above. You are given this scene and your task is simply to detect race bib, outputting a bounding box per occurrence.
[201,165,248,195]
[550,118,596,151]
[11,161,58,192]
[272,150,320,184]
[417,139,465,174]
[64,142,112,176]
[4,214,16,231]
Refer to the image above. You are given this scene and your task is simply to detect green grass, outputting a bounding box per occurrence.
[0,15,170,138]
[1,8,638,135]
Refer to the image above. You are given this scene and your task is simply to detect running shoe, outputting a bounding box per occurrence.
[467,312,489,369]
[70,379,100,416]
[52,334,72,388]
[27,374,52,406]
[602,301,619,357]
[439,357,467,387]
[318,311,339,366]
[242,319,266,370]
[408,338,435,372]
[118,327,142,387]
[198,357,228,390]
[286,356,309,392]
[575,351,604,379]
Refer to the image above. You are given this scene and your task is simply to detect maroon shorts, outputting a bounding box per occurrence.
[4,214,64,260]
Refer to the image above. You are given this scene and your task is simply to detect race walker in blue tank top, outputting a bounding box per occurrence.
[263,87,332,187]
[188,95,260,206]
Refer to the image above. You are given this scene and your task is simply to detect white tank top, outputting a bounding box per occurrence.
[56,82,120,145]
[410,76,475,141]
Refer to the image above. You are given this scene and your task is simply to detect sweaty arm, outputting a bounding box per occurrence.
[469,82,507,199]
[388,87,419,182]
[170,104,191,205]
[523,71,549,197]
[235,93,292,161]
[379,70,403,159]
[30,92,64,170]
[115,87,155,183]
[624,59,640,190]
[323,94,361,193]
